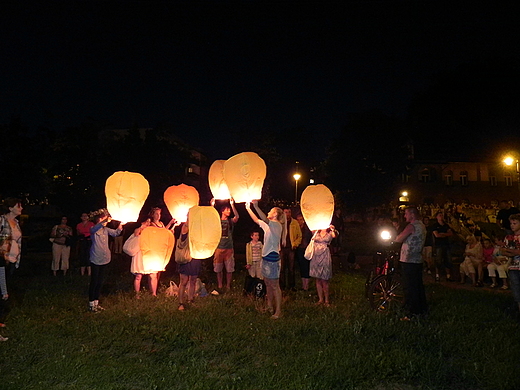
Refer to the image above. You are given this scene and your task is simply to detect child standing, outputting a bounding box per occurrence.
[246,231,263,279]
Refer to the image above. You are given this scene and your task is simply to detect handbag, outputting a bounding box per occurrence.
[304,240,315,260]
[175,236,192,264]
[304,231,319,260]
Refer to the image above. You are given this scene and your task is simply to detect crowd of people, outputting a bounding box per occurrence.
[2,195,520,340]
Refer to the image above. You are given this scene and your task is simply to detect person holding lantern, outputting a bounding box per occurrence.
[177,221,202,311]
[129,207,176,297]
[211,198,239,291]
[88,210,122,312]
[245,200,286,319]
[308,225,337,306]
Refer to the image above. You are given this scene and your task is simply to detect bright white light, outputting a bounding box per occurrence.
[401,191,408,197]
[293,173,301,181]
[380,230,392,241]
[504,156,515,166]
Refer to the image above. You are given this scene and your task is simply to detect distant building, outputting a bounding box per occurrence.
[399,160,519,207]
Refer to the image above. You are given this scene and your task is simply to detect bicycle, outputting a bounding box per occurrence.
[365,229,404,312]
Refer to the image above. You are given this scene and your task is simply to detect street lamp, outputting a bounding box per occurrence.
[503,154,520,193]
[293,173,301,204]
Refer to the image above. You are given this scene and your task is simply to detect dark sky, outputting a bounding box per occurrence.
[2,1,518,159]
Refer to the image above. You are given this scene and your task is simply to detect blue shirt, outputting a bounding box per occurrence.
[90,222,122,265]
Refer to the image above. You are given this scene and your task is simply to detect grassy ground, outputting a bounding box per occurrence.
[1,250,519,390]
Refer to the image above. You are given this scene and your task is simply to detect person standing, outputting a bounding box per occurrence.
[432,211,454,282]
[245,201,286,319]
[245,231,263,279]
[212,199,239,291]
[76,213,94,276]
[500,214,520,313]
[0,198,23,335]
[296,214,312,291]
[496,200,520,235]
[0,198,23,274]
[50,216,73,276]
[130,207,176,297]
[308,225,337,306]
[88,210,122,312]
[394,207,427,320]
[280,208,302,290]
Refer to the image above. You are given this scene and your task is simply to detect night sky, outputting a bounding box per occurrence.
[2,1,519,160]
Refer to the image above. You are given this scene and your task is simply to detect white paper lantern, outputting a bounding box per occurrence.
[188,206,222,259]
[300,184,334,231]
[140,227,175,272]
[223,152,266,203]
[105,171,150,224]
[208,160,231,200]
[164,184,199,223]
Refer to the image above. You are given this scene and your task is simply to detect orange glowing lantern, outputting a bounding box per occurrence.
[188,206,222,259]
[164,184,199,223]
[208,160,231,200]
[140,227,175,272]
[105,171,150,224]
[223,152,266,203]
[300,184,334,231]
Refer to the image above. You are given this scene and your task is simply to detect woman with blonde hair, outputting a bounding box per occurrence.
[245,200,286,319]
[460,235,483,286]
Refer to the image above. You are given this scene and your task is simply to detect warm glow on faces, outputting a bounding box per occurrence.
[404,209,413,223]
[151,209,161,222]
[267,208,278,220]
[510,219,520,233]
[9,203,23,216]
[251,232,260,242]
[81,213,89,221]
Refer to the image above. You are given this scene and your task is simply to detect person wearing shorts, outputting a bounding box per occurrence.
[212,199,239,290]
[245,201,286,320]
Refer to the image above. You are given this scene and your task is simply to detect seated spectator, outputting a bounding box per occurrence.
[460,235,483,286]
[488,237,509,289]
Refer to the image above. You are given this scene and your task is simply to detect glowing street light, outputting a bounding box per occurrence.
[293,172,301,204]
[502,154,520,193]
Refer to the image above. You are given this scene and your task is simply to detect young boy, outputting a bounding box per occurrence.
[246,231,263,279]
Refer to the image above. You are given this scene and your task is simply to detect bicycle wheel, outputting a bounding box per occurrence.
[367,274,403,312]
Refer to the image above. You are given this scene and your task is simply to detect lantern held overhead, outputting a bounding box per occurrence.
[188,206,222,259]
[140,227,175,273]
[208,160,231,200]
[164,184,199,223]
[223,152,266,203]
[105,171,150,224]
[300,184,334,231]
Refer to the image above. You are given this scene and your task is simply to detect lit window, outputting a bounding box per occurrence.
[505,175,513,187]
[444,173,452,186]
[420,169,430,183]
[460,171,468,186]
[489,176,497,186]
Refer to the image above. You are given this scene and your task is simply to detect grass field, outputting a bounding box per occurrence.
[0,251,519,390]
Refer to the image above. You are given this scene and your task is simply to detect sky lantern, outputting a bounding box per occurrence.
[188,206,222,259]
[164,184,199,223]
[223,152,266,203]
[105,171,149,224]
[139,227,175,272]
[300,184,334,231]
[208,160,231,200]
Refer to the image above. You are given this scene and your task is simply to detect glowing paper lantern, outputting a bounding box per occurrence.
[188,206,222,259]
[164,184,199,223]
[223,152,266,203]
[208,160,231,200]
[105,171,150,224]
[300,184,334,231]
[140,227,175,272]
